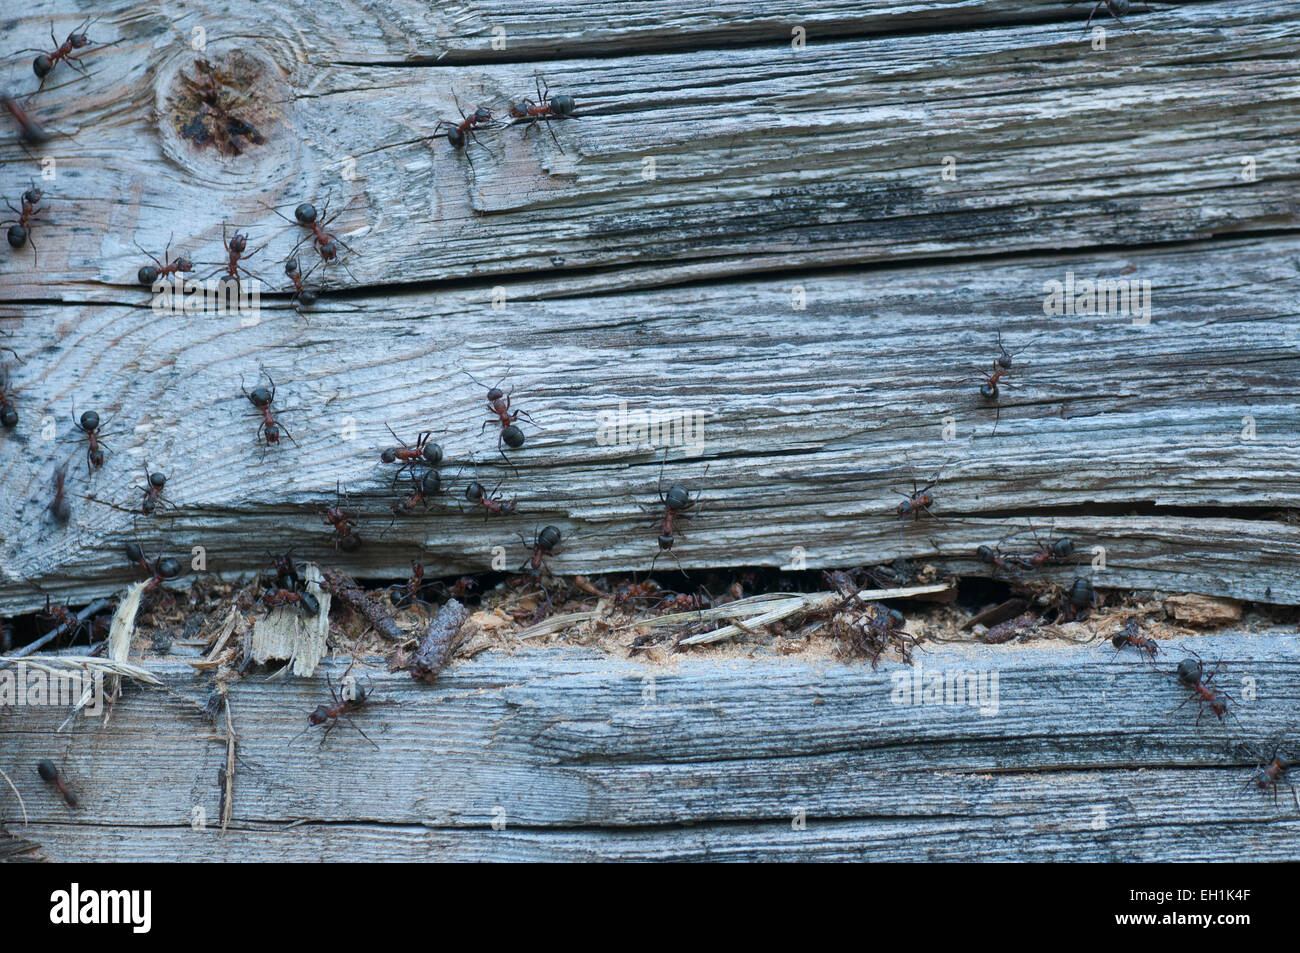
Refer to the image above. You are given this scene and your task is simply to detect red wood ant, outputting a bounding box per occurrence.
[1059,575,1098,621]
[70,409,112,472]
[976,543,1013,575]
[320,482,362,552]
[36,759,77,807]
[521,524,563,575]
[648,455,707,577]
[272,200,356,269]
[389,558,429,608]
[464,477,517,517]
[1244,748,1296,809]
[385,468,442,536]
[508,75,576,151]
[4,185,44,259]
[139,465,171,515]
[241,371,295,456]
[380,424,443,485]
[206,224,263,294]
[284,256,318,308]
[893,459,951,531]
[261,550,301,593]
[1173,648,1236,725]
[3,95,49,145]
[125,541,182,593]
[47,463,71,524]
[1008,524,1074,570]
[963,331,1031,437]
[262,587,321,616]
[1,369,19,430]
[135,234,194,287]
[302,672,378,749]
[466,369,537,464]
[36,594,86,644]
[1071,0,1150,31]
[1110,617,1158,664]
[18,18,96,82]
[434,97,500,167]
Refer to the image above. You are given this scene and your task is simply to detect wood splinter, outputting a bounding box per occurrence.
[406,598,468,684]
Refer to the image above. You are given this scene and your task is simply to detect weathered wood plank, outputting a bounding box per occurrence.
[2,236,1298,611]
[4,634,1297,861]
[1,2,1295,300]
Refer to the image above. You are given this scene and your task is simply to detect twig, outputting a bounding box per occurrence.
[0,767,28,827]
[0,598,112,670]
[321,568,405,642]
[408,599,468,683]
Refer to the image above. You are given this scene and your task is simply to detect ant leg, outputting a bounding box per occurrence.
[342,714,379,750]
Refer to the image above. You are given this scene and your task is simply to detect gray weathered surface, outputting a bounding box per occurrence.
[3,636,1298,861]
[2,235,1299,612]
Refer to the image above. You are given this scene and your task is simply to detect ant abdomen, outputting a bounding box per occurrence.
[502,424,525,448]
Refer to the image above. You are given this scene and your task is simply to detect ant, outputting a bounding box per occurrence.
[1059,575,1097,622]
[521,524,563,575]
[206,224,263,294]
[284,256,318,308]
[380,424,443,485]
[262,587,321,617]
[3,95,49,145]
[1173,648,1236,725]
[1,369,19,429]
[464,477,517,517]
[434,96,500,167]
[4,184,44,259]
[124,541,182,594]
[385,468,442,536]
[508,75,576,151]
[648,456,707,577]
[138,465,172,516]
[19,18,96,83]
[1244,747,1296,809]
[466,369,538,464]
[135,234,194,287]
[964,331,1031,436]
[36,760,77,807]
[70,409,112,472]
[1010,524,1074,570]
[37,594,87,644]
[389,558,429,608]
[272,200,355,268]
[893,459,952,531]
[1071,0,1151,31]
[47,464,71,524]
[1110,617,1159,664]
[976,542,1014,575]
[241,371,296,456]
[303,672,378,749]
[262,549,301,593]
[320,481,362,552]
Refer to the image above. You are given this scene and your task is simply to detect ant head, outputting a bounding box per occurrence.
[264,422,281,442]
[550,94,576,116]
[293,203,318,225]
[656,533,674,551]
[319,240,339,261]
[89,447,105,467]
[141,499,156,516]
[380,448,398,464]
[422,442,443,465]
[22,187,42,205]
[502,424,525,449]
[486,386,505,402]
[1,405,16,429]
[229,233,248,254]
[979,381,998,399]
[976,544,996,564]
[1111,633,1128,650]
[37,760,57,782]
[138,264,159,286]
[664,485,691,510]
[124,541,145,565]
[70,30,91,48]
[7,224,28,249]
[308,704,330,726]
[538,525,562,551]
[174,257,194,272]
[473,106,493,123]
[284,256,300,276]
[885,608,905,629]
[33,55,53,78]
[246,386,273,407]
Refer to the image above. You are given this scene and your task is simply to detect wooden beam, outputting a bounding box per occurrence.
[4,635,1297,861]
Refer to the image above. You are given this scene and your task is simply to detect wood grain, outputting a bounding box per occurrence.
[3,636,1297,861]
